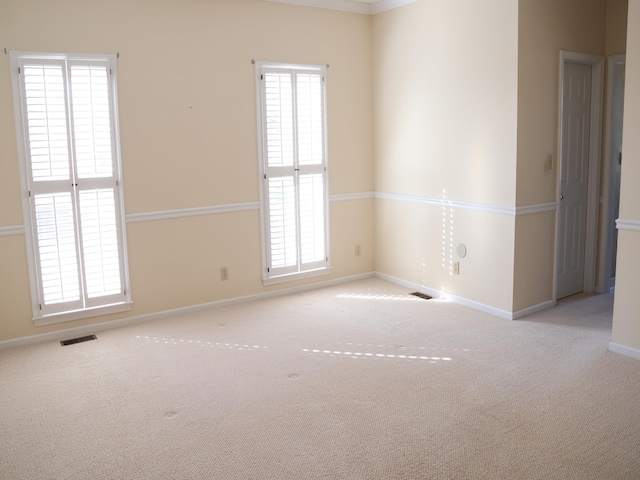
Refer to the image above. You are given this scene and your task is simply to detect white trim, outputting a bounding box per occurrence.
[616,219,640,231]
[262,267,332,286]
[255,64,269,287]
[329,192,374,202]
[512,300,556,320]
[0,270,559,349]
[370,0,417,14]
[374,272,515,320]
[555,51,605,299]
[376,272,555,320]
[609,342,640,361]
[265,0,370,14]
[0,225,26,237]
[375,192,515,215]
[0,195,372,233]
[10,51,42,320]
[375,192,556,217]
[125,202,260,223]
[2,194,553,232]
[263,0,416,15]
[33,302,133,326]
[0,272,375,350]
[515,203,557,215]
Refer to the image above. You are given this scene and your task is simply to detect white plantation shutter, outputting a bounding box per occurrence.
[33,192,81,306]
[265,73,294,168]
[69,62,124,307]
[296,73,324,166]
[268,177,297,269]
[78,189,122,299]
[12,52,129,320]
[299,174,325,264]
[258,64,329,280]
[23,63,71,181]
[70,64,114,178]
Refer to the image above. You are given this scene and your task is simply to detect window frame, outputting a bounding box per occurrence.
[10,51,132,326]
[255,62,331,285]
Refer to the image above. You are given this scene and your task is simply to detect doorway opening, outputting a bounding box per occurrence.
[598,55,626,294]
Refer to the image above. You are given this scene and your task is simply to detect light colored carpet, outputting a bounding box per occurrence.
[1,278,639,479]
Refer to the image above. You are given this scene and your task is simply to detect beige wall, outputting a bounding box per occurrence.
[607,0,630,55]
[612,0,640,350]
[617,1,640,222]
[513,0,608,311]
[513,213,556,311]
[0,0,375,341]
[373,0,519,206]
[372,0,519,313]
[516,0,606,208]
[375,200,516,312]
[2,0,635,344]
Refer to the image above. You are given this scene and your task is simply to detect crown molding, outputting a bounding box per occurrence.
[264,0,417,15]
[370,0,417,14]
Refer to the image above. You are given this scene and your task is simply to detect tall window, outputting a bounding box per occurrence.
[256,63,330,284]
[10,52,131,325]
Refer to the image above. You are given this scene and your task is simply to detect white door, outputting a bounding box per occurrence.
[557,62,592,299]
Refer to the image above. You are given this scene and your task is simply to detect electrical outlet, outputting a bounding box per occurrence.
[355,244,361,257]
[220,266,229,281]
[453,261,460,275]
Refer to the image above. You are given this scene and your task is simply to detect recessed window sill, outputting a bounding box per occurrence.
[33,302,133,327]
[263,267,332,286]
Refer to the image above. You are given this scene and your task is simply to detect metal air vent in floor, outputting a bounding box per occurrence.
[60,334,97,346]
[410,292,433,300]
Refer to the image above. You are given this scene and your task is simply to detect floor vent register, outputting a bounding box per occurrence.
[410,292,433,300]
[60,334,98,346]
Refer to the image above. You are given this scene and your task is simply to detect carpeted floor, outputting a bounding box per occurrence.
[1,278,639,479]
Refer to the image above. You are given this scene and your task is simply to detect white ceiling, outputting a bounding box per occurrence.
[265,0,417,15]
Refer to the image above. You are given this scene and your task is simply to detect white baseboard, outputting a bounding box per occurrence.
[374,272,514,320]
[0,271,560,349]
[512,300,556,320]
[609,342,640,361]
[374,272,555,320]
[0,272,376,350]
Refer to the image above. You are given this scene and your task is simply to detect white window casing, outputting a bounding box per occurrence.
[10,52,132,325]
[256,63,330,285]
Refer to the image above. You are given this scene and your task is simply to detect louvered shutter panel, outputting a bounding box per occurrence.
[16,55,127,317]
[296,73,324,166]
[296,71,326,268]
[33,192,81,305]
[78,189,122,299]
[70,64,114,178]
[265,72,294,167]
[69,62,124,305]
[22,61,83,314]
[263,71,297,275]
[23,63,71,181]
[268,177,297,269]
[259,65,328,279]
[298,173,325,264]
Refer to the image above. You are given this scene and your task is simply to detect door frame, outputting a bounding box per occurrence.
[597,54,626,294]
[554,51,604,299]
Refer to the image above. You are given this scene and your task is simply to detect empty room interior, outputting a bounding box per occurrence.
[2,0,640,478]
